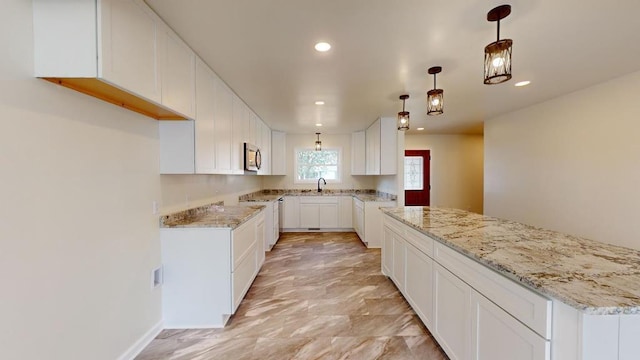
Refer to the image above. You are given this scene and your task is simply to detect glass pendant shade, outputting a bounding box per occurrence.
[397,94,410,131]
[314,132,322,151]
[427,89,444,115]
[484,39,513,84]
[427,66,444,116]
[484,5,513,85]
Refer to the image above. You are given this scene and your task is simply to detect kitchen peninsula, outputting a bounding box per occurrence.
[160,203,266,328]
[381,206,640,360]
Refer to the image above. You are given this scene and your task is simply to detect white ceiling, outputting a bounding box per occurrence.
[146,0,640,135]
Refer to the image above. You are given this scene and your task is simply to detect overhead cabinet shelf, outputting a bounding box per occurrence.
[33,0,195,120]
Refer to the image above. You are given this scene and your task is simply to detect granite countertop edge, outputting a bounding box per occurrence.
[160,203,266,230]
[239,189,397,203]
[381,207,640,316]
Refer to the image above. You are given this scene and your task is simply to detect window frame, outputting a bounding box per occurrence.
[293,147,342,184]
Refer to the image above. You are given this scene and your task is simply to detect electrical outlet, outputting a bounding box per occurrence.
[152,266,163,289]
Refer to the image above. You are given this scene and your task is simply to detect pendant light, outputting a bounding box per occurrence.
[484,4,513,85]
[315,132,322,151]
[398,94,410,131]
[427,66,444,115]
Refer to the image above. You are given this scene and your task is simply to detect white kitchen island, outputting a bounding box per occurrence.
[381,206,640,360]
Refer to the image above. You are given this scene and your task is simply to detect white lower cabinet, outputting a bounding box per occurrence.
[282,196,300,229]
[405,242,434,328]
[392,234,406,292]
[471,290,550,360]
[161,211,264,328]
[433,262,471,360]
[239,200,278,251]
[383,215,551,360]
[353,198,365,240]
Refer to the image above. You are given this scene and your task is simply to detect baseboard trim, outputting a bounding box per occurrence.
[117,320,163,360]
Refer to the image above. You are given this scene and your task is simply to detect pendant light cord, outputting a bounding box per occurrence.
[497,19,501,41]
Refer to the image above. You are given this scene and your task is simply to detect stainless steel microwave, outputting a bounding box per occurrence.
[244,143,262,172]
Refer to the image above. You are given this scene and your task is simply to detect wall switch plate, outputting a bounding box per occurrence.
[152,201,159,215]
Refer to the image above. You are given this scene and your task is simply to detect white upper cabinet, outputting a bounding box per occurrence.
[365,117,397,175]
[215,80,234,173]
[33,0,190,120]
[351,131,366,175]
[99,0,160,103]
[271,131,286,175]
[259,121,272,175]
[194,58,216,174]
[158,26,196,119]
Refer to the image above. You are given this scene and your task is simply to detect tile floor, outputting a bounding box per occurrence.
[136,232,448,359]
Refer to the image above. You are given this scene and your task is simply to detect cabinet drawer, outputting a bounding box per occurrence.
[385,217,433,258]
[299,196,338,204]
[232,216,257,270]
[232,243,257,311]
[434,243,552,339]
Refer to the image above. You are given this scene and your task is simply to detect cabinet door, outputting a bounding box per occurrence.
[471,291,550,360]
[282,197,300,228]
[379,117,397,175]
[261,122,271,175]
[271,131,286,175]
[213,80,233,173]
[231,97,245,174]
[194,59,216,174]
[351,131,366,175]
[319,203,339,228]
[339,196,353,228]
[382,227,394,277]
[406,243,434,328]
[392,234,406,292]
[99,0,160,102]
[299,204,320,228]
[256,214,265,268]
[159,28,196,118]
[434,263,471,360]
[365,120,381,174]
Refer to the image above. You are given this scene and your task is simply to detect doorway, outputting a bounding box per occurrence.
[404,150,430,206]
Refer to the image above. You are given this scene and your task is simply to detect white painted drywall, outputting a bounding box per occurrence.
[484,70,640,250]
[1,2,162,359]
[405,134,484,214]
[0,2,262,358]
[261,133,376,190]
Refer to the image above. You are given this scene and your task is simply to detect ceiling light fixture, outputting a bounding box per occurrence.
[398,94,410,131]
[427,66,444,116]
[315,132,322,151]
[484,4,513,85]
[315,123,323,127]
[515,80,530,87]
[417,127,425,131]
[314,42,331,52]
[315,100,325,105]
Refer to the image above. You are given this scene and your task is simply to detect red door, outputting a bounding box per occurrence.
[404,150,430,206]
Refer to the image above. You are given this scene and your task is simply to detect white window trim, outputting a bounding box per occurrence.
[293,147,342,184]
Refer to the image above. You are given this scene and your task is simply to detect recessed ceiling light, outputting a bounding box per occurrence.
[314,42,331,52]
[515,80,531,87]
[417,127,425,131]
[315,123,323,127]
[315,101,325,105]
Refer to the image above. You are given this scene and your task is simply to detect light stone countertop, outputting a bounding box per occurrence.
[160,203,265,229]
[239,189,397,203]
[381,206,640,315]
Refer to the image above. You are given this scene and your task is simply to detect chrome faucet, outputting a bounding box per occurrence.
[317,177,326,192]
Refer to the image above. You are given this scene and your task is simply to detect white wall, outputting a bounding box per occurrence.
[405,134,484,214]
[484,70,640,250]
[160,174,261,213]
[0,1,162,359]
[262,133,375,190]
